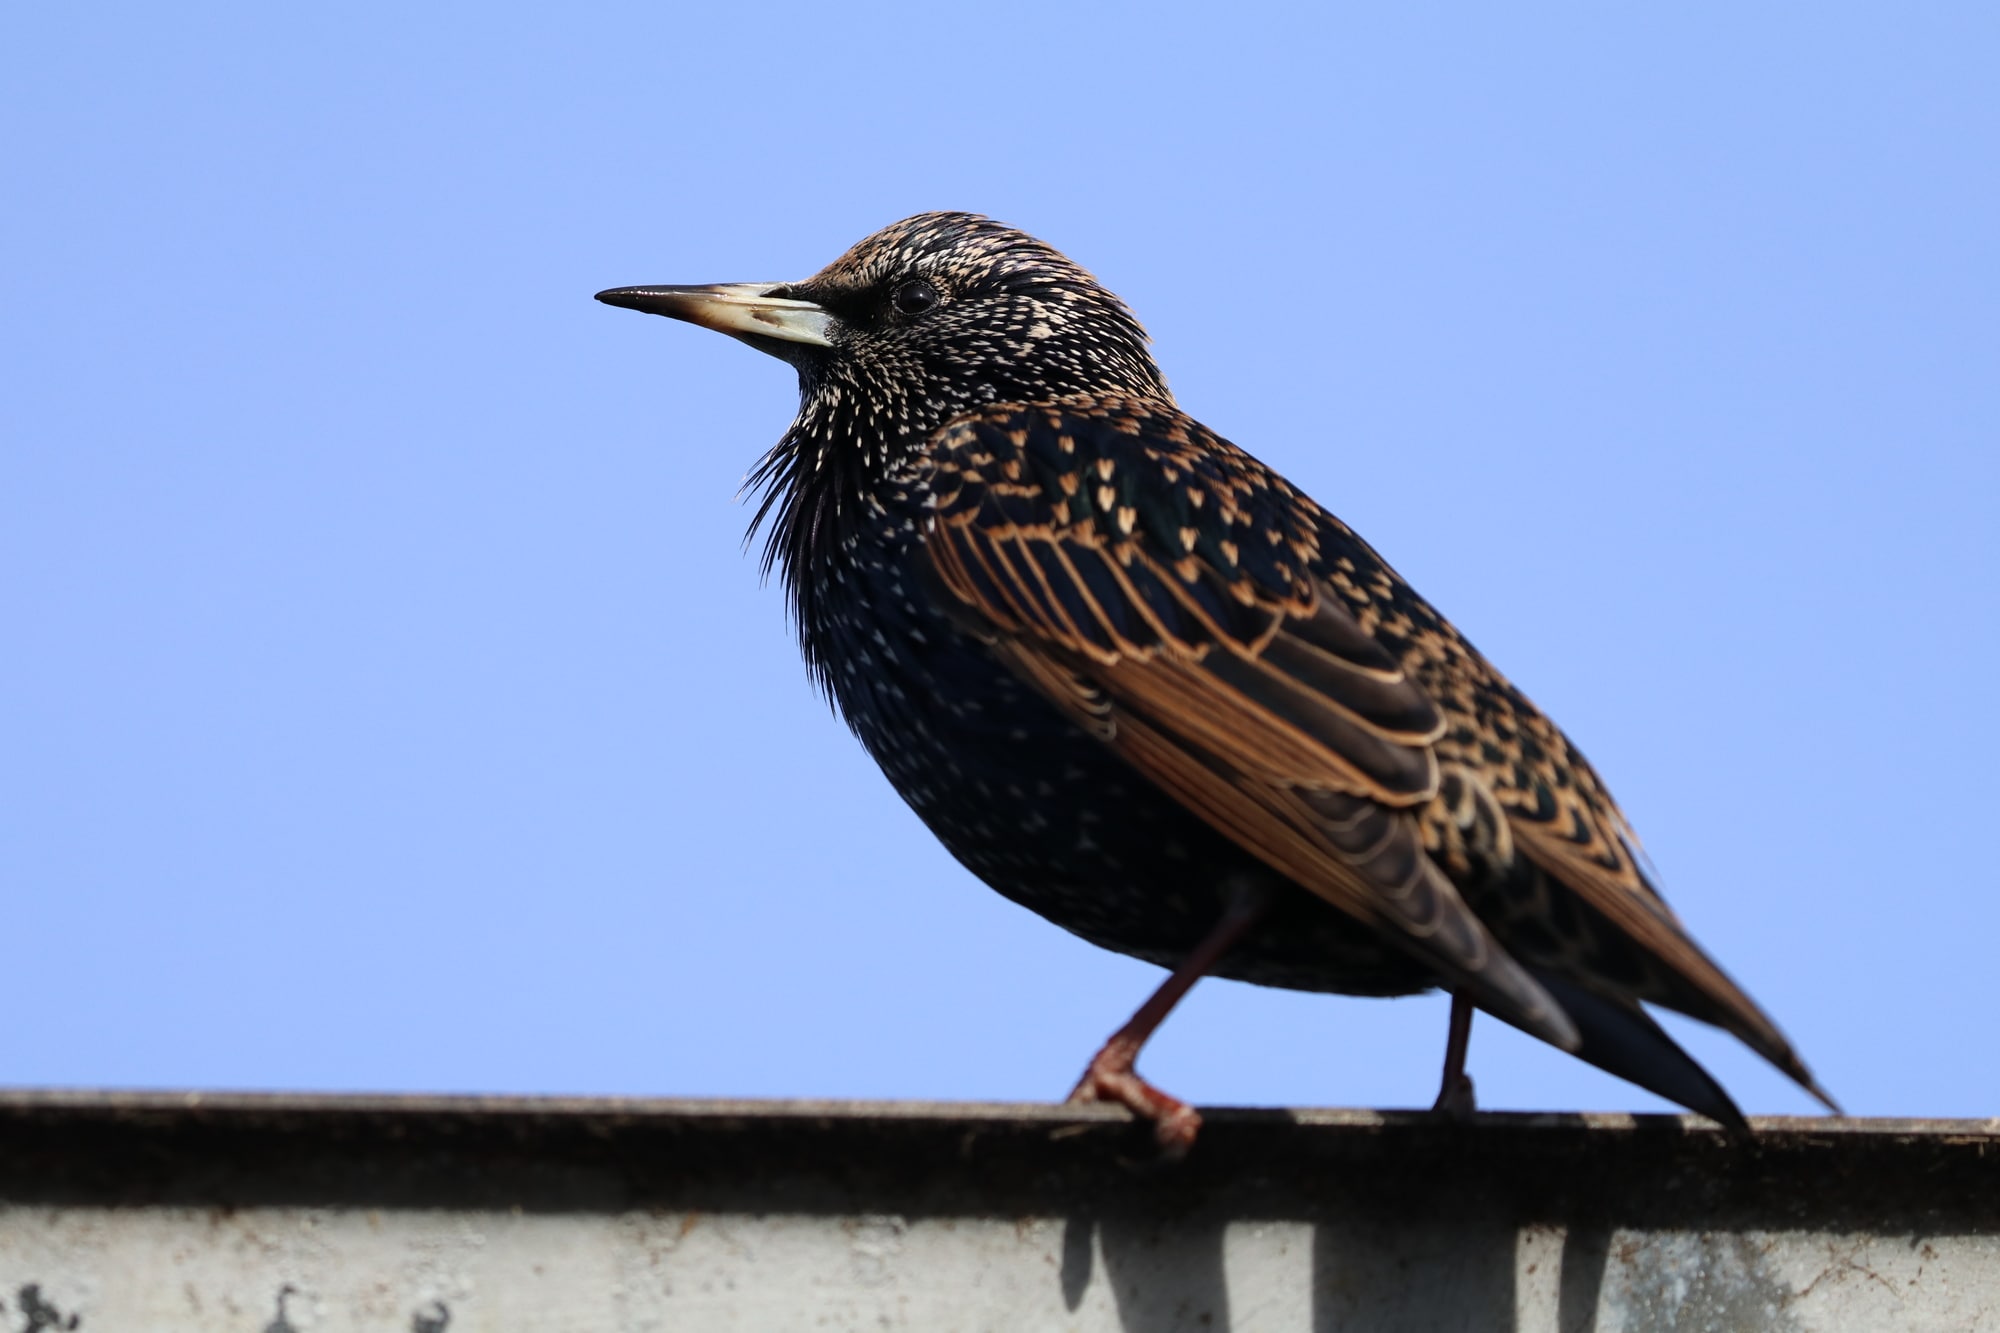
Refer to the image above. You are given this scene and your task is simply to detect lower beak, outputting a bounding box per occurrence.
[594,282,835,352]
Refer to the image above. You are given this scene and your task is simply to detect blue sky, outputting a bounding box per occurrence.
[4,6,1995,1121]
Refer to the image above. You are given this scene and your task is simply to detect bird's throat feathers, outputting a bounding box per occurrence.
[738,211,1177,688]
[744,357,938,592]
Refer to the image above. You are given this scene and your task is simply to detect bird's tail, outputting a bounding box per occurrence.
[1513,969,1751,1132]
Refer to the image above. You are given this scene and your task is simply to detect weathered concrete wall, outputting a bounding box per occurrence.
[1,1092,1994,1330]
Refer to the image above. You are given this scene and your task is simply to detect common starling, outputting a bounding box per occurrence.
[598,212,1835,1153]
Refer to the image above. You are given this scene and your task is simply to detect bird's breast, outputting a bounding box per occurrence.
[795,519,1429,996]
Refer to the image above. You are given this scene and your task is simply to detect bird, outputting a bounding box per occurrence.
[596,212,1835,1154]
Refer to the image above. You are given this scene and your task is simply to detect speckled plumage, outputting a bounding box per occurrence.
[598,212,1832,1143]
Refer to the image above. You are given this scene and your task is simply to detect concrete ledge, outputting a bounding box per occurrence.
[1,1091,1995,1329]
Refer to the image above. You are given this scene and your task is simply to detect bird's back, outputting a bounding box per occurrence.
[892,394,1821,1100]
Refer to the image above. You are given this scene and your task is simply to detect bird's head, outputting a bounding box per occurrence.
[598,211,1171,457]
[598,213,1171,598]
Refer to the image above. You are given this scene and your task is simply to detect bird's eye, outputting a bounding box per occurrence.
[892,279,939,316]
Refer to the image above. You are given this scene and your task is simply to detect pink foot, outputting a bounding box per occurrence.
[1066,1037,1202,1159]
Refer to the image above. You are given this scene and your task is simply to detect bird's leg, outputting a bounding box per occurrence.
[1067,881,1270,1158]
[1430,991,1478,1119]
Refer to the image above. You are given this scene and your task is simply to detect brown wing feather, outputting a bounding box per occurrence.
[923,400,1578,1050]
[980,637,1576,1049]
[1505,787,1826,1096]
[919,396,1831,1108]
[1311,499,1830,1102]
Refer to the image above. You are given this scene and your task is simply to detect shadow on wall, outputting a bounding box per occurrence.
[1056,1211,1807,1332]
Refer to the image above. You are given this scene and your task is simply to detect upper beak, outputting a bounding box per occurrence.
[594,282,835,353]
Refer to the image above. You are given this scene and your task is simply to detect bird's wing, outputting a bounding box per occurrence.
[1488,740,1827,1096]
[918,397,1578,1052]
[1307,481,1832,1105]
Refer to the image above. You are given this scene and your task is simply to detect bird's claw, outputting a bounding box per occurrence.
[1431,1071,1477,1121]
[1067,1046,1201,1159]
